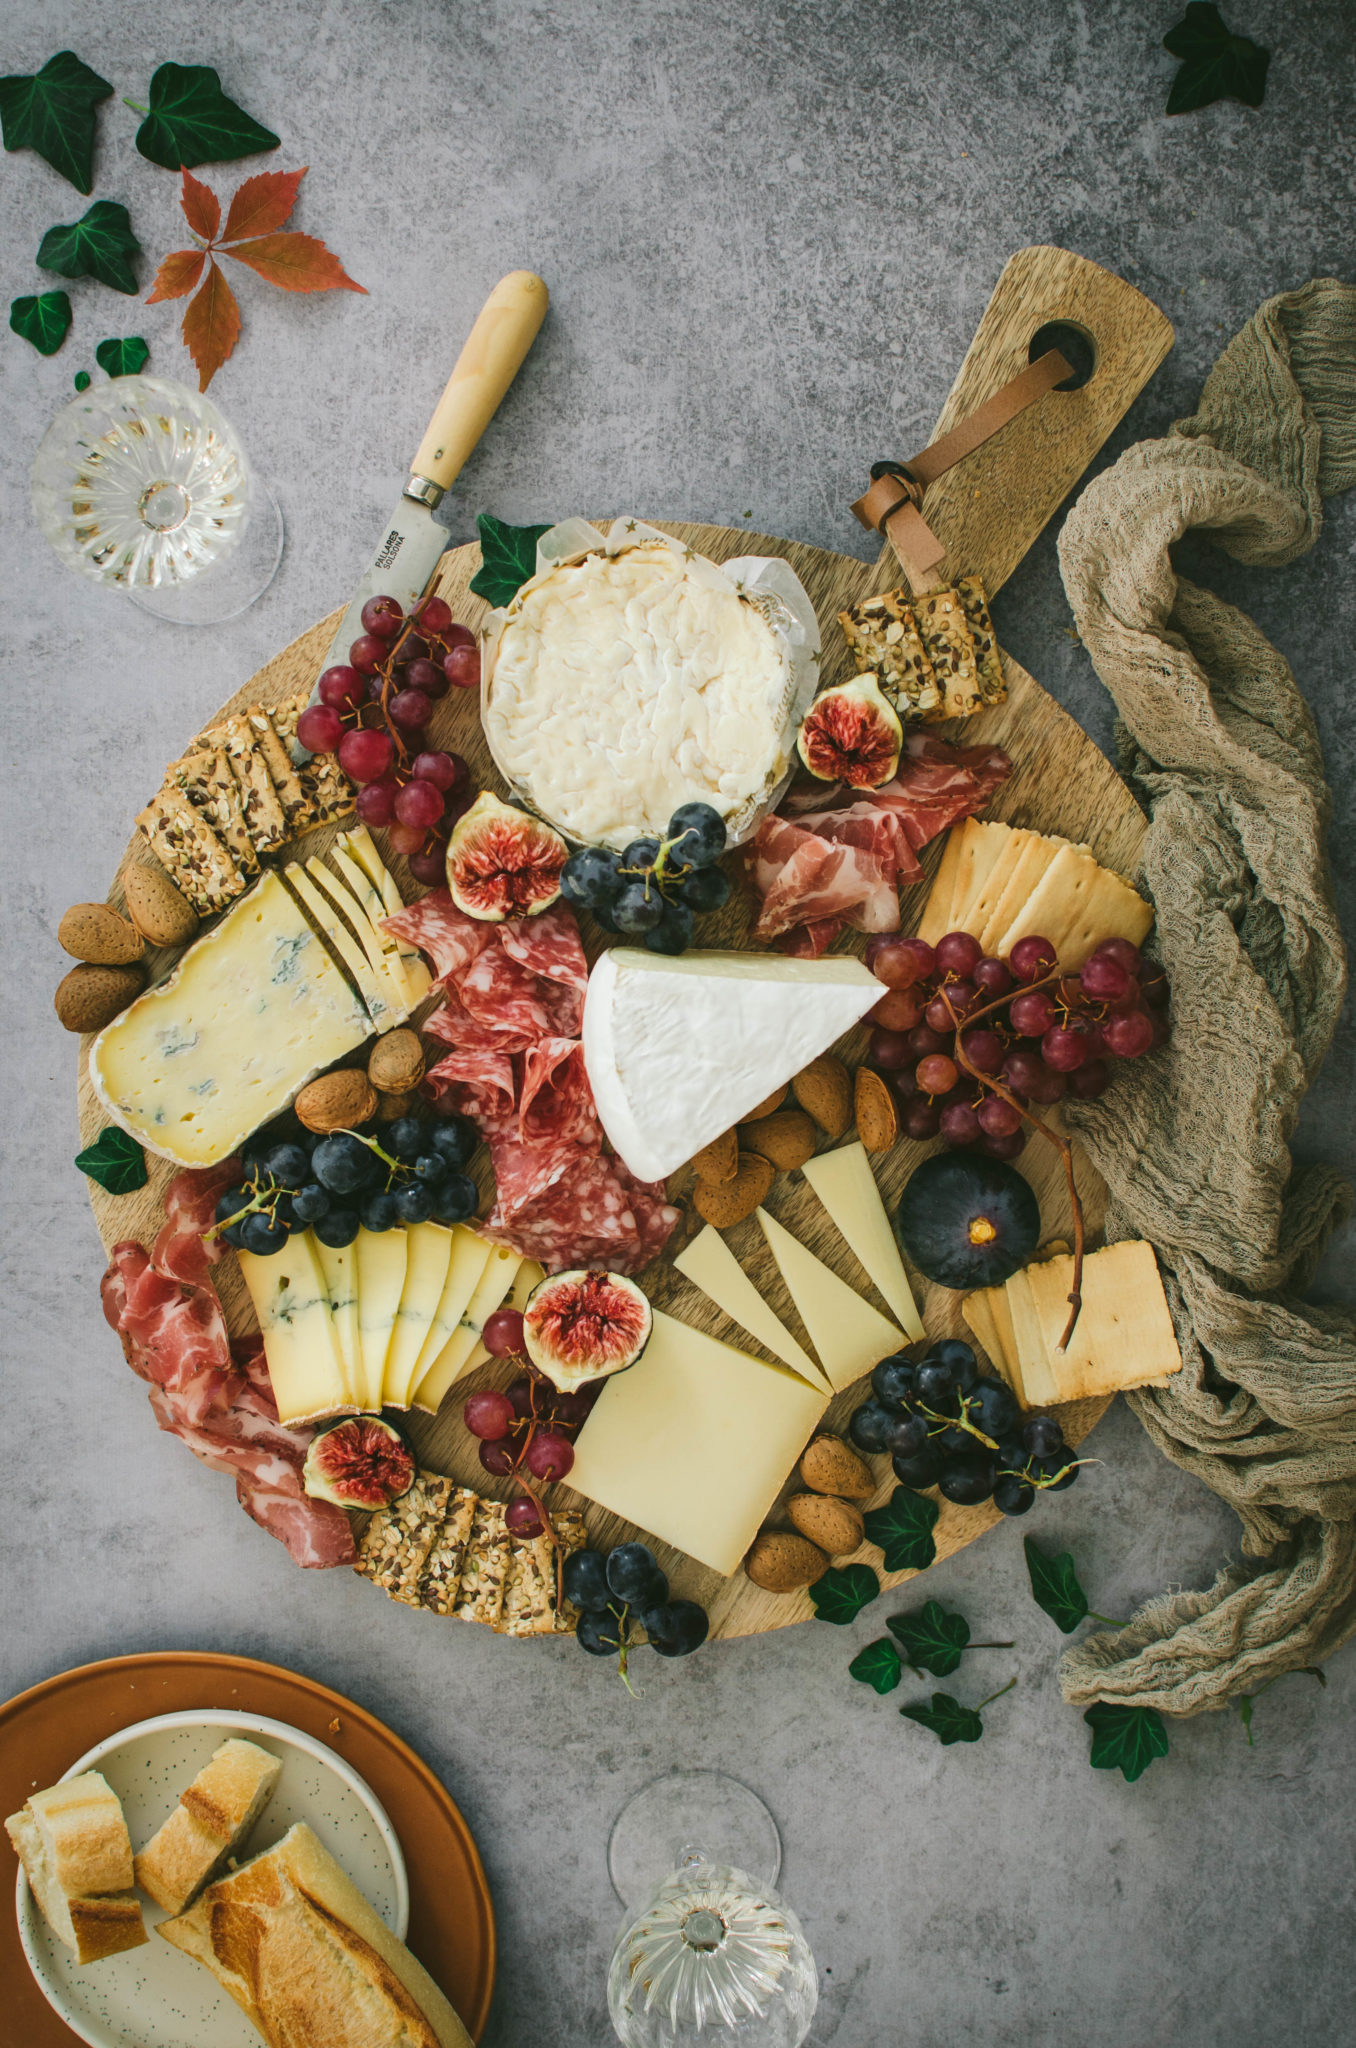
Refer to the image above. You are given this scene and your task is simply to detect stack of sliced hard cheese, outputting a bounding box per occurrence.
[917,817,1153,970]
[962,1240,1182,1409]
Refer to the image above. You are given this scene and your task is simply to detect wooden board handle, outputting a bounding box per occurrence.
[411,270,548,492]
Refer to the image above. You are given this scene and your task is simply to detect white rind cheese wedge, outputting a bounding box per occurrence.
[801,1143,925,1341]
[674,1226,829,1390]
[410,1245,523,1414]
[382,1223,456,1409]
[238,1234,353,1426]
[755,1207,904,1393]
[582,947,881,1182]
[353,1228,409,1412]
[567,1310,828,1576]
[89,871,372,1167]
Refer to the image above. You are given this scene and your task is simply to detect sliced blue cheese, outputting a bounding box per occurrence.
[280,861,406,1032]
[237,1232,352,1426]
[303,857,411,1023]
[339,826,432,1003]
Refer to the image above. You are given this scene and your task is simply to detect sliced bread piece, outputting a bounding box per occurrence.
[6,1771,147,1963]
[133,1737,282,1915]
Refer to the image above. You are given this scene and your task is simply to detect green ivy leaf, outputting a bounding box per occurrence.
[9,288,72,355]
[96,335,150,377]
[1084,1702,1170,1783]
[470,513,553,608]
[887,1600,971,1678]
[0,51,112,193]
[131,63,280,171]
[75,1126,148,1196]
[1163,3,1270,115]
[849,1639,902,1694]
[809,1562,879,1625]
[1024,1537,1089,1634]
[74,368,90,389]
[38,200,142,295]
[900,1691,985,1746]
[862,1486,939,1574]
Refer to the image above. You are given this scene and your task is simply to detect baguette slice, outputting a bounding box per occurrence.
[134,1737,282,1915]
[6,1770,148,1963]
[158,1821,473,2048]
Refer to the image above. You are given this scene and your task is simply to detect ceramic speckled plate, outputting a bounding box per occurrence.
[16,1710,407,2048]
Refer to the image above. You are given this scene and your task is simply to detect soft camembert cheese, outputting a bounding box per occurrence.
[484,542,798,850]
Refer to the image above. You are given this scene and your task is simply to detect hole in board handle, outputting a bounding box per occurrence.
[1029,322,1097,391]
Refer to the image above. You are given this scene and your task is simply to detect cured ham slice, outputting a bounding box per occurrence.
[746,816,898,945]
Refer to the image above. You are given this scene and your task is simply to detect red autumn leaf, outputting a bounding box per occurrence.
[222,166,306,244]
[146,247,207,304]
[179,166,221,243]
[222,231,366,295]
[181,257,242,392]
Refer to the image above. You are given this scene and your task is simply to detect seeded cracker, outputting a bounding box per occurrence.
[838,588,942,718]
[955,576,1007,708]
[135,784,245,914]
[170,746,259,874]
[496,1537,556,1637]
[353,1472,454,1602]
[551,1510,589,1634]
[273,687,357,826]
[243,705,310,830]
[913,588,982,719]
[452,1500,511,1626]
[207,714,289,856]
[417,1487,479,1615]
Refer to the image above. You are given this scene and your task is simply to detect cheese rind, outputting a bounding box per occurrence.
[238,1235,352,1425]
[801,1142,925,1341]
[583,947,881,1183]
[674,1226,828,1389]
[755,1207,904,1393]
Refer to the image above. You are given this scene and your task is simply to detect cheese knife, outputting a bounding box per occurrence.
[306,267,548,707]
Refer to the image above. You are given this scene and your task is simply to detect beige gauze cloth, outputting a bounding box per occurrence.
[1054,279,1356,1716]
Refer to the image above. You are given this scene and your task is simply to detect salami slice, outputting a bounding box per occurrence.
[380,889,490,982]
[519,1038,597,1152]
[424,1048,519,1127]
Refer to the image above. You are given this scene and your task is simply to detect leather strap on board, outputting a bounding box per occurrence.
[852,346,1073,585]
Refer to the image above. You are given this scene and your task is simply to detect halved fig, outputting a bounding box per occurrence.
[796,674,903,788]
[302,1415,416,1510]
[447,792,569,921]
[523,1269,653,1393]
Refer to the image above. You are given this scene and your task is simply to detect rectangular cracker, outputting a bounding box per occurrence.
[416,1487,479,1615]
[961,1285,1018,1395]
[171,745,259,875]
[916,825,966,945]
[1024,1243,1183,1401]
[273,688,356,825]
[207,714,289,856]
[452,1500,511,1626]
[496,1537,557,1638]
[974,829,1064,954]
[838,588,942,718]
[551,1511,590,1634]
[995,844,1153,971]
[353,1472,454,1602]
[244,705,310,831]
[955,575,1007,707]
[913,588,981,720]
[135,784,245,915]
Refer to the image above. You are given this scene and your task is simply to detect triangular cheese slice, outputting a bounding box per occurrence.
[961,1283,1022,1402]
[281,862,406,1031]
[755,1207,904,1393]
[382,1223,456,1409]
[304,857,411,1021]
[457,1258,545,1380]
[1003,1267,1060,1410]
[582,947,881,1182]
[353,1227,409,1411]
[674,1226,829,1390]
[410,1244,523,1414]
[801,1142,925,1340]
[338,828,432,1003]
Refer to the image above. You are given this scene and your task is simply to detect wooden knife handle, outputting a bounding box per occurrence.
[411,270,548,492]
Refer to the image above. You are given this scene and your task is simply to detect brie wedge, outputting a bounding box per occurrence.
[582,946,880,1183]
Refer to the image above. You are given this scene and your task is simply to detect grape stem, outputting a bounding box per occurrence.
[937,978,1086,1348]
[919,1400,998,1452]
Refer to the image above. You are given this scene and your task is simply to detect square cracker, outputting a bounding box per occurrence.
[452,1500,511,1626]
[913,588,981,720]
[417,1487,479,1615]
[838,588,942,718]
[135,784,245,915]
[1024,1243,1182,1401]
[996,845,1153,971]
[171,746,259,874]
[955,576,1007,708]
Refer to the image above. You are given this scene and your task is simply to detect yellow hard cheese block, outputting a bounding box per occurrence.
[405,1227,494,1395]
[456,1257,544,1380]
[410,1244,523,1414]
[88,871,372,1167]
[673,1226,829,1390]
[567,1311,829,1576]
[950,817,1016,936]
[801,1142,925,1341]
[382,1223,456,1409]
[312,1235,360,1405]
[1023,1241,1182,1400]
[238,1233,352,1425]
[916,825,966,945]
[755,1207,904,1393]
[353,1227,409,1411]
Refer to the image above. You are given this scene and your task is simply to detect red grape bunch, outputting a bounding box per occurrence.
[296,593,481,886]
[862,928,1170,1157]
[460,1307,604,1535]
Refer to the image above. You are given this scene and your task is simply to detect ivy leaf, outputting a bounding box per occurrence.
[887,1600,971,1678]
[95,336,149,378]
[471,514,554,607]
[132,63,280,171]
[849,1639,902,1694]
[900,1691,985,1746]
[0,51,112,194]
[1163,3,1270,115]
[862,1486,939,1574]
[74,368,90,390]
[180,257,242,393]
[1024,1537,1089,1633]
[225,233,365,295]
[809,1562,879,1625]
[9,288,72,355]
[76,1127,148,1195]
[1084,1702,1170,1783]
[38,200,142,295]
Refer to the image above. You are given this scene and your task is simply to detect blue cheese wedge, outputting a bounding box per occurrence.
[87,871,372,1167]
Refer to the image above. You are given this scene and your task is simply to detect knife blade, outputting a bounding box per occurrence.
[304,268,548,721]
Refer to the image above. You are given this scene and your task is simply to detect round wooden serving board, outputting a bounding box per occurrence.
[78,517,1143,1640]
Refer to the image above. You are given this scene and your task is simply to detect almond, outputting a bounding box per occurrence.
[740,1108,818,1172]
[799,1433,875,1499]
[854,1066,899,1152]
[745,1530,827,1593]
[367,1028,426,1093]
[54,963,145,1033]
[742,1083,788,1122]
[376,1089,422,1122]
[787,1492,865,1556]
[792,1055,853,1138]
[693,1150,776,1228]
[691,1127,738,1184]
[58,902,144,966]
[296,1068,379,1134]
[122,864,199,949]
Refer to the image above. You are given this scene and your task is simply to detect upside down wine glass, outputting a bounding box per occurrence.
[606,1771,818,2047]
[30,373,283,624]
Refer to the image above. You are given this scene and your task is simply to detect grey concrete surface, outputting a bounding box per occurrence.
[2,3,1353,2043]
